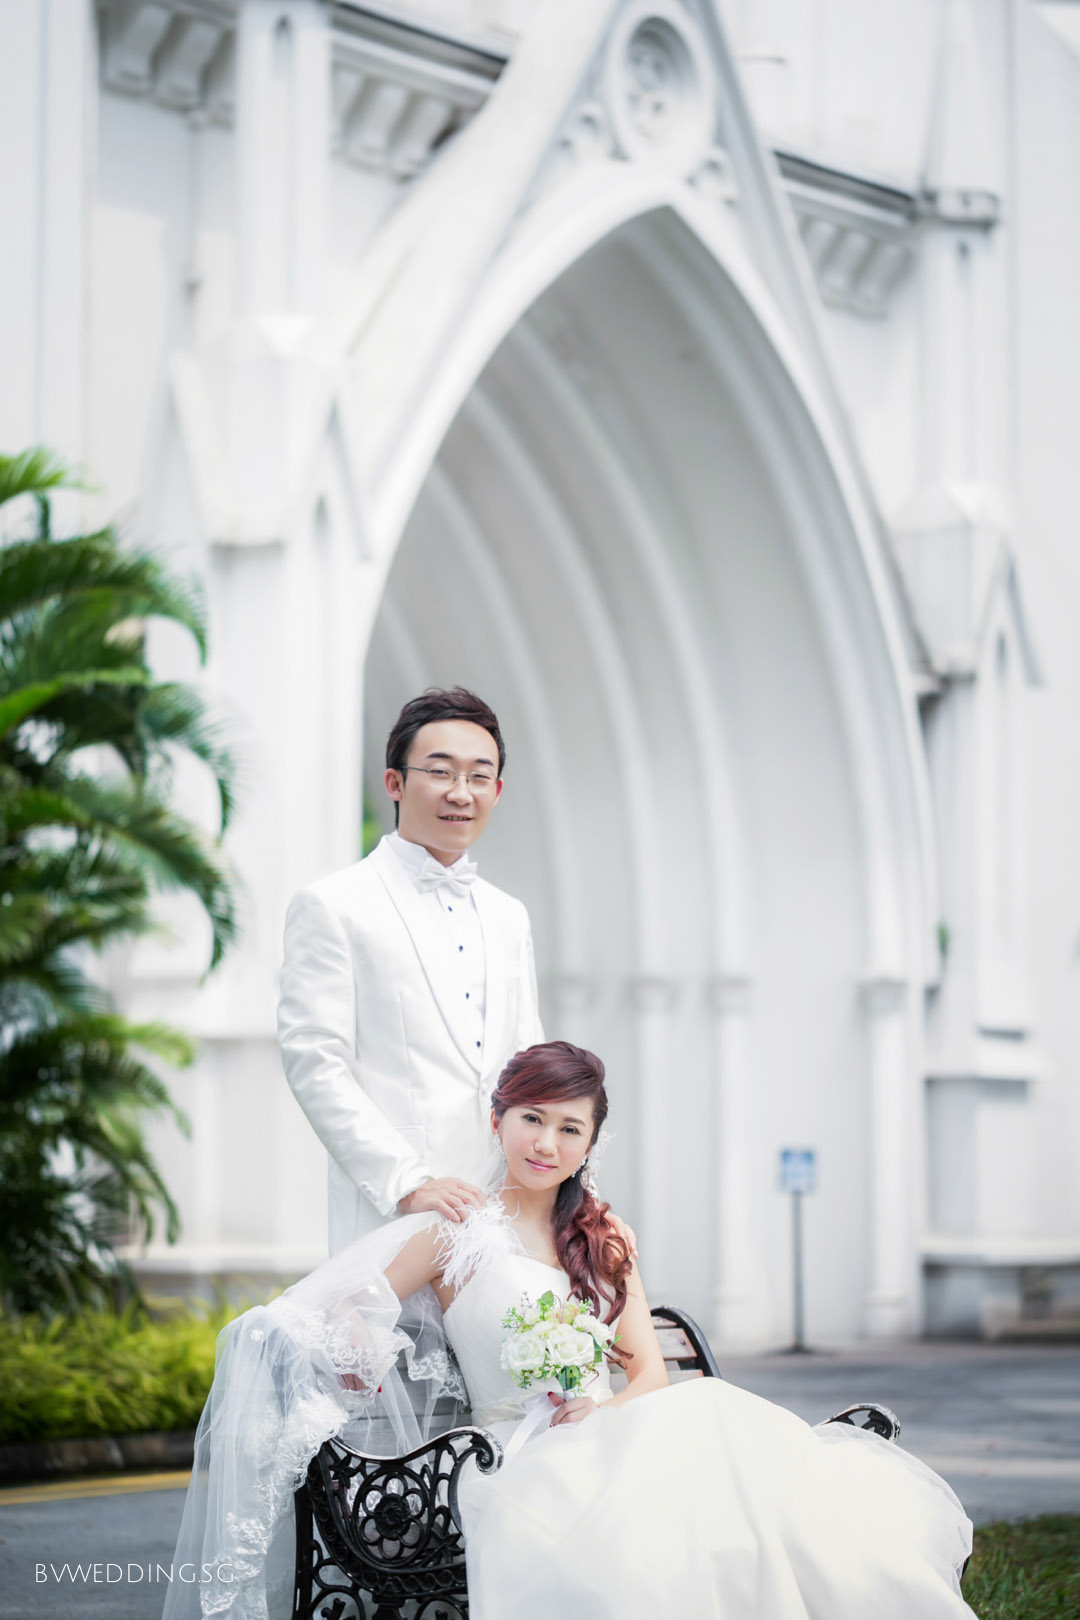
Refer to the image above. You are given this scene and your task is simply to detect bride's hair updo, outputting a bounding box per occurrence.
[491,1041,632,1324]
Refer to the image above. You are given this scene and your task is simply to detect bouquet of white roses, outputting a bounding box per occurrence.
[500,1289,617,1396]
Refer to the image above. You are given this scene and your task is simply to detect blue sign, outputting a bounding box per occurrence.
[779,1148,817,1194]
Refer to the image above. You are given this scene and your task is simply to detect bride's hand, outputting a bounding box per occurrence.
[547,1392,597,1426]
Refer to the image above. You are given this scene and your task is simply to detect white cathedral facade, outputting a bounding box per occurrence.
[4,0,1080,1344]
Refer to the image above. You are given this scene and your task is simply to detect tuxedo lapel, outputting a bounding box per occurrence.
[371,839,477,1068]
[473,881,506,1084]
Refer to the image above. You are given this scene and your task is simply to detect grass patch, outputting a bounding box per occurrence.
[964,1515,1080,1617]
[0,1301,245,1443]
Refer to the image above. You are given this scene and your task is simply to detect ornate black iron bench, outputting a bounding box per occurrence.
[292,1306,899,1620]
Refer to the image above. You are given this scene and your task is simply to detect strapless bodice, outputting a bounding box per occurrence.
[442,1247,613,1425]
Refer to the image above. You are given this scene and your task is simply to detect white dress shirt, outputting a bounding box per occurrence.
[387,830,487,1067]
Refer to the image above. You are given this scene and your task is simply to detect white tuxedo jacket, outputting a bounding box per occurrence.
[278,836,544,1252]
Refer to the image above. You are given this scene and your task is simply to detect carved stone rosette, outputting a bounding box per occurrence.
[603,1,716,178]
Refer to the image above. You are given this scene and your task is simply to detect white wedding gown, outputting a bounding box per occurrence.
[164,1204,975,1620]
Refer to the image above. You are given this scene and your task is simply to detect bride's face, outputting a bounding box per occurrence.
[494,1098,595,1191]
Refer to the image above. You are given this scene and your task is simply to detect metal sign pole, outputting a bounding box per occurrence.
[791,1188,806,1354]
[777,1147,816,1356]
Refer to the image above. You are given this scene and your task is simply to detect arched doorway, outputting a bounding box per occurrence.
[363,205,930,1343]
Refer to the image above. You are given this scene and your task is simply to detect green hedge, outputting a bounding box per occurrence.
[0,1302,244,1444]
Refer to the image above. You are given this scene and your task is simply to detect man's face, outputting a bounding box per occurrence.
[385,719,504,863]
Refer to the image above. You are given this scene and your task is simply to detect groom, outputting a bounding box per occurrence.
[278,687,544,1253]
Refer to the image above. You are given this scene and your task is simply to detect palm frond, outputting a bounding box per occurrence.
[0,1153,149,1314]
[0,666,152,741]
[0,450,241,1312]
[42,773,237,968]
[0,778,107,837]
[0,449,77,512]
[0,959,110,1030]
[0,534,206,658]
[0,893,53,965]
[0,1015,193,1109]
[137,684,238,831]
[0,1011,191,1312]
[0,599,147,695]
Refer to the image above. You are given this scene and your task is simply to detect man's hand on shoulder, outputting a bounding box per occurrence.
[398,1177,485,1222]
[606,1210,638,1260]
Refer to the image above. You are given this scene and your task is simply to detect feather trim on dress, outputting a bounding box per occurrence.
[437,1197,521,1297]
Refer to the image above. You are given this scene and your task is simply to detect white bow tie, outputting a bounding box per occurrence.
[416,855,477,897]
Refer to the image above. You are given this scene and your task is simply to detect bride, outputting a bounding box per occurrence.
[164,1040,975,1619]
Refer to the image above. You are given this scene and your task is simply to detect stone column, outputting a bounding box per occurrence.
[545,973,602,1046]
[235,0,328,323]
[860,975,918,1338]
[892,0,1039,1331]
[190,2,345,1266]
[0,0,94,526]
[706,974,768,1345]
[628,975,680,1285]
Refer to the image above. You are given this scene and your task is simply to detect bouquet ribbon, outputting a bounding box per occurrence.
[504,1390,561,1461]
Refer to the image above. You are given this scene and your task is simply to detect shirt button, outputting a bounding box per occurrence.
[458,945,463,952]
[465,992,470,1000]
[476,1041,481,1048]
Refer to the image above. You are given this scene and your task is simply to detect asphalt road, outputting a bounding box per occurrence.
[1,1341,1077,1619]
[723,1339,1080,1526]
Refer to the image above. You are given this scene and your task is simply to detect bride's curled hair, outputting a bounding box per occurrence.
[491,1041,632,1325]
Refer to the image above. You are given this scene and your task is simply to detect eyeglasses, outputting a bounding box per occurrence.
[400,765,498,793]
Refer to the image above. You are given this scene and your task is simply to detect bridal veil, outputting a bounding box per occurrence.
[162,1210,464,1620]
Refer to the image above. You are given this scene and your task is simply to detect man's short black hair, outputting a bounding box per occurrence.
[385,686,506,799]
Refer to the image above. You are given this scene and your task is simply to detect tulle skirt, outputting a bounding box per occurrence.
[459,1378,975,1620]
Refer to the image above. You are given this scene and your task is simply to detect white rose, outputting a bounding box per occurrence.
[575,1313,609,1344]
[522,1305,541,1326]
[502,1328,547,1374]
[545,1324,597,1369]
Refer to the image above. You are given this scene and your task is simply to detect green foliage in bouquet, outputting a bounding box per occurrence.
[0,449,238,1315]
[0,1299,241,1443]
